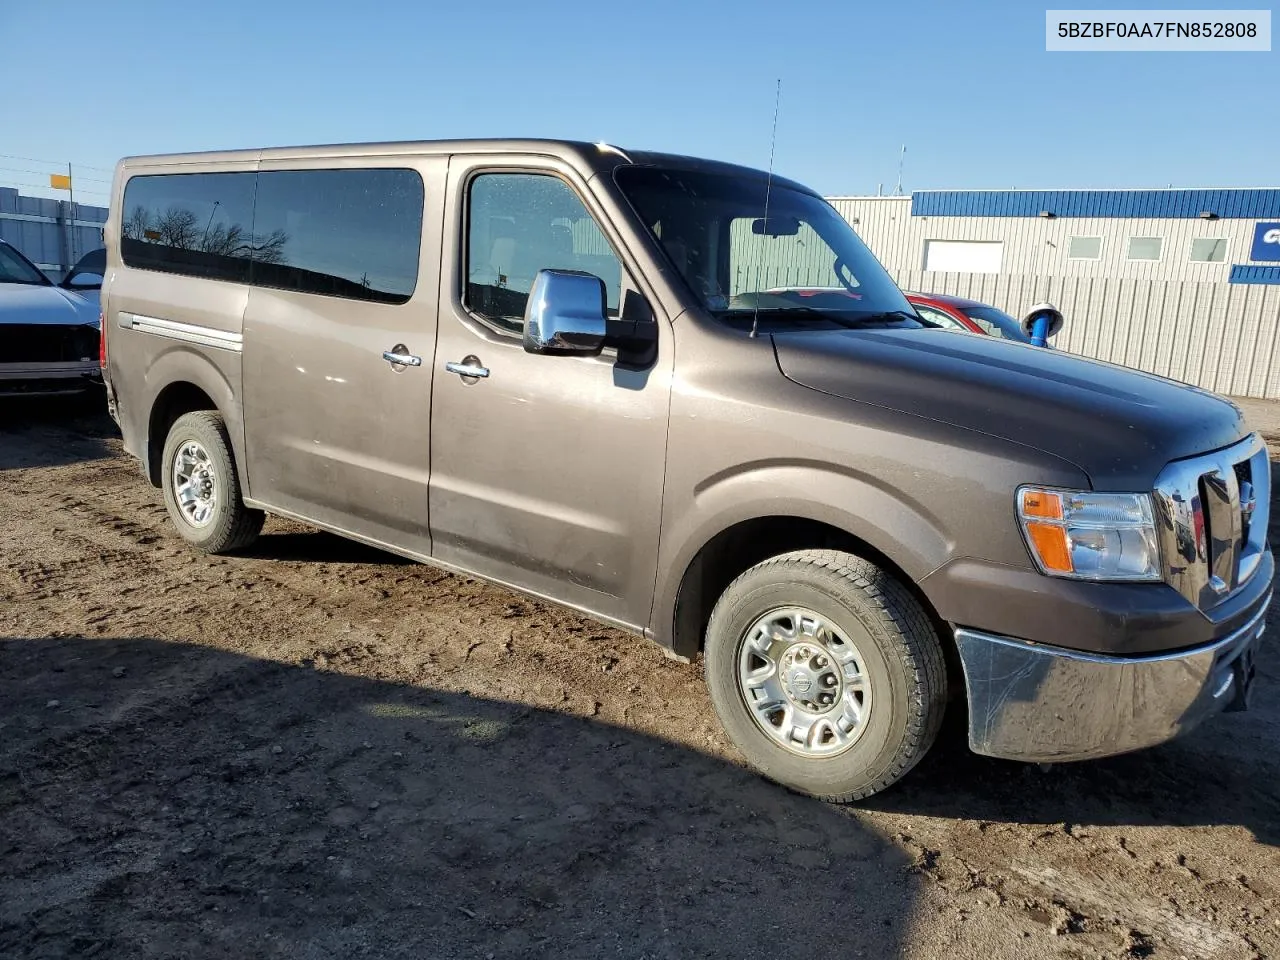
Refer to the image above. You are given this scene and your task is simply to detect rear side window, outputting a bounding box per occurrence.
[121,172,258,283]
[251,168,424,304]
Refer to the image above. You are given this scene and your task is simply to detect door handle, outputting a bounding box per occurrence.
[445,359,489,379]
[383,348,422,367]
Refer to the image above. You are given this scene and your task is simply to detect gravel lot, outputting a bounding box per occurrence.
[2,397,1279,960]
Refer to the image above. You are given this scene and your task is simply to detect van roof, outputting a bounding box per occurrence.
[116,138,818,195]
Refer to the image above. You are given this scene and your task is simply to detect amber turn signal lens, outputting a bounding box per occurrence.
[1020,489,1063,520]
[1025,521,1073,573]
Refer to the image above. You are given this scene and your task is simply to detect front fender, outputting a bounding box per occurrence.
[649,460,953,655]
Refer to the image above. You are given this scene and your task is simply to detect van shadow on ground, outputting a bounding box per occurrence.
[0,392,118,471]
[0,635,917,960]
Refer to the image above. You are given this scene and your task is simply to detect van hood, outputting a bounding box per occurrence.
[0,283,101,327]
[771,327,1249,489]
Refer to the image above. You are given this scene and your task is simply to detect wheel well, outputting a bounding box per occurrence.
[146,382,218,486]
[670,517,960,682]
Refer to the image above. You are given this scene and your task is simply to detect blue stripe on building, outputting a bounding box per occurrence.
[912,189,1280,219]
[1228,265,1280,285]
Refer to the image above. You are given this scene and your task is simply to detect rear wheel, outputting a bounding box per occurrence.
[704,549,947,802]
[160,411,263,554]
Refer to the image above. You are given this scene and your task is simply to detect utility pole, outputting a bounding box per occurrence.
[66,162,77,265]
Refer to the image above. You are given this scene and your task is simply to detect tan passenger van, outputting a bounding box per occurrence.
[100,139,1271,800]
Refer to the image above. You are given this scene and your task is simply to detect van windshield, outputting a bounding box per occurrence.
[614,167,922,329]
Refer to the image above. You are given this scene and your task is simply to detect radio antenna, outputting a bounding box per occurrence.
[749,78,782,340]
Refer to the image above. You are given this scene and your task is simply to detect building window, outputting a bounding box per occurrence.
[1189,238,1228,263]
[1126,237,1163,261]
[922,239,1003,274]
[1067,236,1102,260]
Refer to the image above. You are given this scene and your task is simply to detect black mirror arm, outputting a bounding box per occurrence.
[604,317,657,348]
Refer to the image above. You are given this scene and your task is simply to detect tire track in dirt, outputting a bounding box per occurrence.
[2,412,1279,959]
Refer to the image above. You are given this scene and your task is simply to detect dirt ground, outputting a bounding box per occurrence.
[2,397,1279,960]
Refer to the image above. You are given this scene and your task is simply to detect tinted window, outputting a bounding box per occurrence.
[616,167,918,331]
[466,173,621,334]
[0,241,51,285]
[251,169,423,304]
[121,172,259,283]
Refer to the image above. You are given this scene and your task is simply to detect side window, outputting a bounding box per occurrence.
[120,172,258,283]
[251,168,424,304]
[466,173,622,334]
[914,303,965,331]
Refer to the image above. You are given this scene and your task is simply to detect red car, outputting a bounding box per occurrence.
[904,291,1042,345]
[762,285,1054,346]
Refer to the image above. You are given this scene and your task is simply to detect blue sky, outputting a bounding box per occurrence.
[2,0,1276,207]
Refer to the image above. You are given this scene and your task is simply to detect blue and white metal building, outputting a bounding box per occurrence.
[828,188,1280,399]
[830,188,1280,284]
[0,187,108,282]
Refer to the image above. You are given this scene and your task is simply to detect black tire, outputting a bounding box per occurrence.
[704,549,947,802]
[160,410,264,554]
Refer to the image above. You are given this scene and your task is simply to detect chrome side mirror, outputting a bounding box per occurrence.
[1021,301,1064,347]
[523,269,608,356]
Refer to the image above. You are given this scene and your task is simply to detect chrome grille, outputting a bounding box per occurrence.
[1152,434,1270,610]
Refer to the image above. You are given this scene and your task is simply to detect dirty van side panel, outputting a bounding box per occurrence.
[427,153,675,629]
[104,161,260,489]
[240,156,445,557]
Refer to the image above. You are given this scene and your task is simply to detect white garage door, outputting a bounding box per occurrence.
[923,240,1004,274]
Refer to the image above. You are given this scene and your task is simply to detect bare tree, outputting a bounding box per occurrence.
[243,228,289,265]
[154,207,200,249]
[123,205,151,240]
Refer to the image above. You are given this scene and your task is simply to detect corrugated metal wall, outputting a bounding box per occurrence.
[888,268,1280,399]
[829,196,1265,283]
[815,194,1280,399]
[0,187,108,280]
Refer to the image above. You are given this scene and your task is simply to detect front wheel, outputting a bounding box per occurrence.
[704,549,947,802]
[160,410,264,554]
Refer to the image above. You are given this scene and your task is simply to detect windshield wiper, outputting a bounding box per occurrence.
[720,306,832,319]
[847,310,923,325]
[718,306,926,330]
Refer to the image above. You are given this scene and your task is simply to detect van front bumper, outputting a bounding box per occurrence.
[954,591,1270,763]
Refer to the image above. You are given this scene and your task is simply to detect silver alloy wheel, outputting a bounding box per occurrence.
[172,440,218,528]
[737,607,873,757]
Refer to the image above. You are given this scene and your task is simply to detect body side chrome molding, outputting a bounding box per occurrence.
[119,312,243,353]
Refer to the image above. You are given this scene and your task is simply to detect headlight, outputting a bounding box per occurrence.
[1016,487,1161,581]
